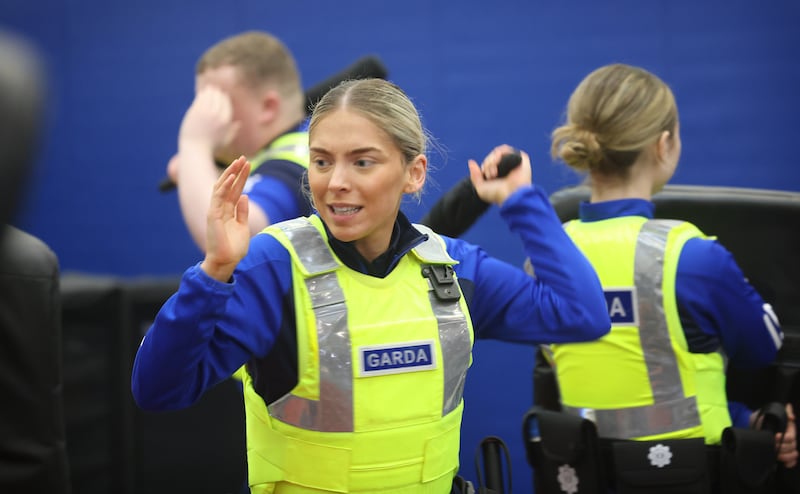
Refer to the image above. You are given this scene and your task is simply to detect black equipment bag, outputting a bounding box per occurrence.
[611,437,711,494]
[719,426,777,494]
[522,407,605,494]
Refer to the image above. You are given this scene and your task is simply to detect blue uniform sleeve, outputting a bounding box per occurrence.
[131,233,294,411]
[448,185,610,344]
[728,400,754,429]
[245,159,311,222]
[676,237,783,368]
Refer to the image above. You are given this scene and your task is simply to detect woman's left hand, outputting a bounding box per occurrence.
[470,144,532,206]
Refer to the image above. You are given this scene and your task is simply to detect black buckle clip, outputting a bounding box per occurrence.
[422,265,461,301]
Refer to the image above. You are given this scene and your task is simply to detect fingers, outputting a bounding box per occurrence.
[212,156,249,207]
[180,86,236,151]
[479,144,517,179]
[226,156,249,200]
[166,155,179,182]
[235,195,249,225]
[777,410,798,469]
[467,159,483,187]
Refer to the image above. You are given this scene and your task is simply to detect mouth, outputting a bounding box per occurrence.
[329,205,362,216]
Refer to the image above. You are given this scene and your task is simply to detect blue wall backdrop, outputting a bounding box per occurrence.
[4,0,800,491]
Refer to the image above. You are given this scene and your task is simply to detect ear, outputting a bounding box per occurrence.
[404,154,427,194]
[258,89,280,124]
[655,130,672,163]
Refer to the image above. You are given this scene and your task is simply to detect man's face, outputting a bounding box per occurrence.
[196,64,266,161]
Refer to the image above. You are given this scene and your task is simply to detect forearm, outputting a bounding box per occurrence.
[175,147,221,252]
[131,265,237,410]
[500,186,609,337]
[420,177,488,237]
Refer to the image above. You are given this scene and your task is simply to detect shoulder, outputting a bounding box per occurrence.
[679,235,742,279]
[0,226,58,277]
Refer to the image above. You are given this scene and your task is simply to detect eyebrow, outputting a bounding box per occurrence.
[309,146,384,157]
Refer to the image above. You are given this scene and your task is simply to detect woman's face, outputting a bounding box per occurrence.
[308,108,425,262]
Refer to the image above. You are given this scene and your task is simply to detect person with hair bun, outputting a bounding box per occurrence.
[547,63,796,468]
[132,78,610,493]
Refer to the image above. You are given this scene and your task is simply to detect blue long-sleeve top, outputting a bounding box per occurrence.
[579,198,783,428]
[132,185,610,411]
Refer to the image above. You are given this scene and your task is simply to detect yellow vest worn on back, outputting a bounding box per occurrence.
[553,217,730,444]
[243,216,474,494]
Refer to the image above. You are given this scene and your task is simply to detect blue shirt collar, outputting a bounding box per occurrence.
[578,198,655,222]
[319,211,427,278]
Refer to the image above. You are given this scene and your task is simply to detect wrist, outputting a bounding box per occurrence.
[178,138,215,158]
[200,259,236,283]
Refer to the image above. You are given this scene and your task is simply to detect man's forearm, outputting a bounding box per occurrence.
[175,148,220,252]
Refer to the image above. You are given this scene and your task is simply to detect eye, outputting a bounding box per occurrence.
[354,159,374,168]
[313,158,330,169]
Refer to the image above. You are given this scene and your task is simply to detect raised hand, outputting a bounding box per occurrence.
[200,156,251,281]
[469,144,532,206]
[178,85,241,157]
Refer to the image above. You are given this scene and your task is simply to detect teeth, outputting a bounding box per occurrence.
[332,206,360,214]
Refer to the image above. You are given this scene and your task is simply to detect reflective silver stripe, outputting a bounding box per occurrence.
[413,224,470,414]
[267,219,353,432]
[427,288,471,415]
[563,396,698,439]
[636,221,688,405]
[565,220,700,439]
[267,219,470,431]
[411,223,456,263]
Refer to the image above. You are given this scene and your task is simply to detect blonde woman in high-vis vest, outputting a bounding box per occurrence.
[546,63,796,468]
[132,78,612,493]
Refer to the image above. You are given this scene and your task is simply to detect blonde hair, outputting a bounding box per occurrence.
[309,78,430,199]
[197,31,302,102]
[551,63,678,177]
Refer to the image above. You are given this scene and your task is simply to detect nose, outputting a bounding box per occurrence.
[327,162,351,191]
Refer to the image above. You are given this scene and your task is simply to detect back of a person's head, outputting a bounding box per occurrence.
[309,78,427,166]
[0,29,46,228]
[197,31,302,100]
[551,63,678,177]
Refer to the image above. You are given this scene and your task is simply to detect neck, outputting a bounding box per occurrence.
[589,167,655,203]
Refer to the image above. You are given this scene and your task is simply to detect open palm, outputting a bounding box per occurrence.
[201,156,251,281]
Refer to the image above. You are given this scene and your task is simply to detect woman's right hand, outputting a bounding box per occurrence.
[200,156,251,282]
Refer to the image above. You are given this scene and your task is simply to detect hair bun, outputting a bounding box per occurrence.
[551,125,603,172]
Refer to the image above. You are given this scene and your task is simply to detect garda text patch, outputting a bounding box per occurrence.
[604,288,638,326]
[358,340,437,377]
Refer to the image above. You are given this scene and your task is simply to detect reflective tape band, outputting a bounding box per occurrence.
[636,220,690,406]
[413,223,469,414]
[268,218,352,431]
[563,395,699,439]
